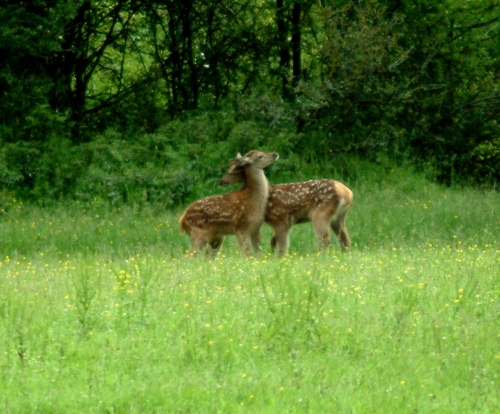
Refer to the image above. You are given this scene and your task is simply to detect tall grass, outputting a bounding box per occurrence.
[1,165,499,413]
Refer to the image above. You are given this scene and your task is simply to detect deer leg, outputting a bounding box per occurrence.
[331,214,351,252]
[236,233,252,256]
[207,236,225,257]
[271,224,290,256]
[312,214,331,252]
[250,229,262,255]
[270,235,277,253]
[187,228,211,256]
[189,238,208,256]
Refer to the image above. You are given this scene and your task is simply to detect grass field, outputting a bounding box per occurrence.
[1,168,499,413]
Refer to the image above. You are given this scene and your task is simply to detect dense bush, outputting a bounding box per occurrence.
[1,0,499,203]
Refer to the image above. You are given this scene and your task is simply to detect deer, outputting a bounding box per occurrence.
[219,163,353,256]
[179,150,279,256]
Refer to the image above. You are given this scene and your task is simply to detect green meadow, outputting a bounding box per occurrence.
[1,167,499,413]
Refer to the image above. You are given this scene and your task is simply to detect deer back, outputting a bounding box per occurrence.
[266,179,352,224]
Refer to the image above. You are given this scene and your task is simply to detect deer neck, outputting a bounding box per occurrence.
[244,168,269,203]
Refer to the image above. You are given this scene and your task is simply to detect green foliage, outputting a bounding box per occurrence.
[70,109,296,205]
[290,0,500,184]
[1,0,500,201]
[0,0,78,141]
[0,136,86,202]
[470,137,500,183]
[77,130,194,206]
[391,0,500,184]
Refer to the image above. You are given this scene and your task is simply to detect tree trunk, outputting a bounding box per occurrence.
[182,0,198,110]
[291,1,301,87]
[276,0,291,101]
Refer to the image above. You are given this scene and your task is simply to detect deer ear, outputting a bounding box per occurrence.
[228,164,244,174]
[230,152,243,163]
[230,153,251,166]
[238,156,252,166]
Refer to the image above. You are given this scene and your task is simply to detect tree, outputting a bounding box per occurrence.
[275,0,312,102]
[386,0,500,182]
[145,0,274,116]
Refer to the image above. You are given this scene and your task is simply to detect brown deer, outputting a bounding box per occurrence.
[219,164,353,256]
[179,150,279,256]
